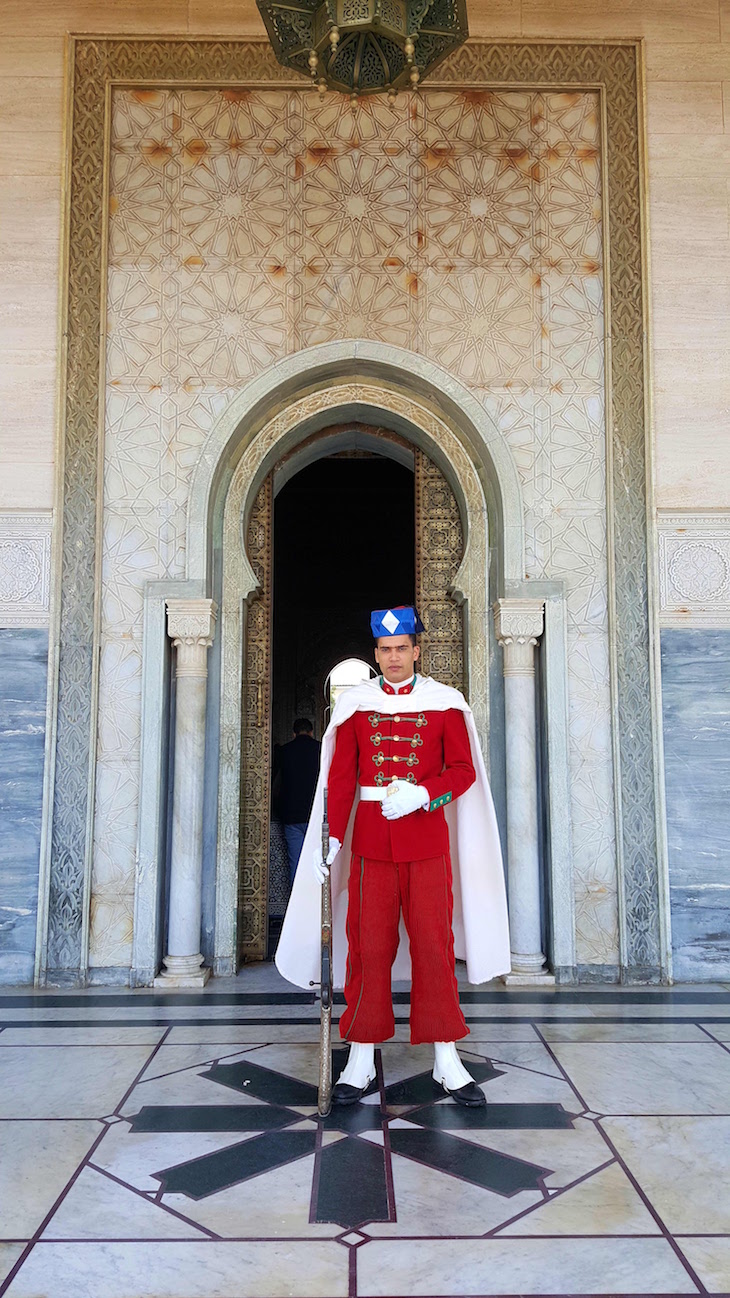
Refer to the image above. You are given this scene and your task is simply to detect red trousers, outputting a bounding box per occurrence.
[338,852,469,1046]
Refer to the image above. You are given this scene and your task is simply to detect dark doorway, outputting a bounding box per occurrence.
[267,451,414,950]
[272,452,415,747]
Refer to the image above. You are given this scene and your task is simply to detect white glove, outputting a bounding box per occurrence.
[312,836,341,883]
[381,780,429,820]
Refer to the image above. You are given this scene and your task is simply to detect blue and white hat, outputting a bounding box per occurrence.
[370,605,426,638]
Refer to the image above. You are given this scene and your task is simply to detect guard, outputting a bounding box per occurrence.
[275,606,510,1106]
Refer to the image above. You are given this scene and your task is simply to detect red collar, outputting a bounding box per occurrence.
[380,675,416,697]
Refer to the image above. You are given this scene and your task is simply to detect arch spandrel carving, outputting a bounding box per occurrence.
[186,342,523,590]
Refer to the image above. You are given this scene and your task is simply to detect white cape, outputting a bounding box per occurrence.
[274,675,511,989]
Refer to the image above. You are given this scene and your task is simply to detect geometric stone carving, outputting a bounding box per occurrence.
[658,514,730,627]
[166,598,217,677]
[670,543,728,601]
[493,598,545,675]
[0,512,52,628]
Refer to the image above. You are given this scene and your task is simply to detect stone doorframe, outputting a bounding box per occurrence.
[131,342,577,981]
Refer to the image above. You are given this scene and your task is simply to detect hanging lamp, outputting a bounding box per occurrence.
[255,0,468,98]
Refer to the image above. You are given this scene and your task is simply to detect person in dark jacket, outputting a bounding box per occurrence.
[273,718,321,881]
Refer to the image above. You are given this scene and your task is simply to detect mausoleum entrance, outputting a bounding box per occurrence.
[235,424,468,962]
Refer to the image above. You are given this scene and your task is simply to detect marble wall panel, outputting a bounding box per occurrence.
[0,629,47,984]
[89,759,139,971]
[0,77,63,135]
[0,269,59,354]
[0,130,63,179]
[645,42,730,79]
[661,629,730,979]
[651,176,729,244]
[648,134,730,180]
[0,31,62,514]
[652,275,730,351]
[0,177,60,267]
[92,83,615,971]
[520,0,721,42]
[91,640,144,970]
[484,389,615,961]
[0,1,190,35]
[0,37,64,79]
[647,79,726,134]
[653,350,730,508]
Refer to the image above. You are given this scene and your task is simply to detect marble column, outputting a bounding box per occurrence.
[155,598,217,988]
[494,597,553,985]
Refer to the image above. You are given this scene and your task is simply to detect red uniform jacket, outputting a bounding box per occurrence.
[327,700,476,862]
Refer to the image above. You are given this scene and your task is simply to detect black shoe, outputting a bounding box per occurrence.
[433,1077,486,1107]
[331,1076,378,1105]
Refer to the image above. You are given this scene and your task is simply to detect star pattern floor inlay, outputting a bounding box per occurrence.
[2,974,730,1296]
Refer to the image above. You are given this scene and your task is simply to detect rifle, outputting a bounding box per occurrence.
[318,789,333,1117]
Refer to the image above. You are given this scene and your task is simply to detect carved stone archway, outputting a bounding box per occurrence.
[214,378,495,974]
[239,424,468,959]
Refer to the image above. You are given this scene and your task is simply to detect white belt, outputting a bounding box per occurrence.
[359,785,389,802]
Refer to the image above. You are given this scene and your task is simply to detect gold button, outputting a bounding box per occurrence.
[394,716,400,723]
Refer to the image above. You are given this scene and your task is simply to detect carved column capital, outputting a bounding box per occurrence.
[166,598,217,678]
[493,598,545,676]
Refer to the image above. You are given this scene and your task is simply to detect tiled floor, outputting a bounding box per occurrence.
[2,972,730,1297]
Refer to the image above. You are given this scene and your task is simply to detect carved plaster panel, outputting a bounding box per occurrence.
[658,514,730,628]
[0,513,52,629]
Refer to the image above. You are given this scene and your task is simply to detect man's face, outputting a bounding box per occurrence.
[374,635,420,684]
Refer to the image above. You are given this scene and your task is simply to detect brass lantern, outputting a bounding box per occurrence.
[256,0,468,98]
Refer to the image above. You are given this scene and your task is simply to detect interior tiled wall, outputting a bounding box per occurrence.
[0,630,48,983]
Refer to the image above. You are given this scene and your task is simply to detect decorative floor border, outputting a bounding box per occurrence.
[39,36,664,983]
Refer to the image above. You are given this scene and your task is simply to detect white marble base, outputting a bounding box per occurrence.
[154,954,210,988]
[503,972,556,986]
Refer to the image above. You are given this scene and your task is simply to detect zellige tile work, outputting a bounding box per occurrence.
[2,976,730,1296]
[96,84,614,973]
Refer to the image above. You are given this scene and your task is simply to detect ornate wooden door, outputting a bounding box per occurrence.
[414,449,465,695]
[238,474,273,963]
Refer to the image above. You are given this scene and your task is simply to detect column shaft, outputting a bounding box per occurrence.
[503,666,544,972]
[167,672,208,961]
[155,599,217,988]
